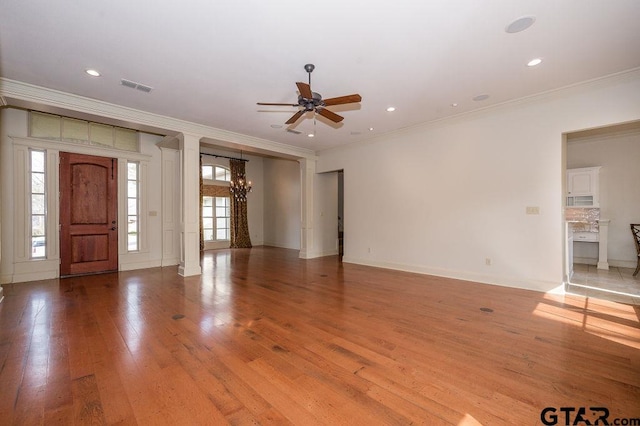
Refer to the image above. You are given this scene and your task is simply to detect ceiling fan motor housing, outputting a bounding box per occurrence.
[298,92,325,111]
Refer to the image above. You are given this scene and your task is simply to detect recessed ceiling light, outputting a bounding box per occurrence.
[350,131,362,136]
[369,127,374,131]
[307,133,314,138]
[85,69,101,77]
[386,106,396,112]
[270,124,282,128]
[473,94,490,102]
[527,58,543,67]
[451,103,458,107]
[505,16,536,34]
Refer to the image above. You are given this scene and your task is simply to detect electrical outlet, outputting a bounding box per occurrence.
[485,258,492,266]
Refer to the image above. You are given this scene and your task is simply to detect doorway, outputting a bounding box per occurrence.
[338,170,344,260]
[59,152,118,276]
[564,121,640,303]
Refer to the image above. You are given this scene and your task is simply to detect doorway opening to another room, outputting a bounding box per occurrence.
[564,121,640,304]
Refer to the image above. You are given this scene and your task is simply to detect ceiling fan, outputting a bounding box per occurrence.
[257,64,362,125]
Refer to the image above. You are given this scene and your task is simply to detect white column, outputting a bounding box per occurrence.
[299,158,315,259]
[178,133,202,276]
[597,219,610,270]
[160,147,181,267]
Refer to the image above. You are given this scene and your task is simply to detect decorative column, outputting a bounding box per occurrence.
[178,133,202,277]
[597,219,610,270]
[299,158,315,259]
[159,145,181,266]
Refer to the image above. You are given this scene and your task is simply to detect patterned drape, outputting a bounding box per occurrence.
[199,156,204,251]
[229,160,251,248]
[229,159,252,248]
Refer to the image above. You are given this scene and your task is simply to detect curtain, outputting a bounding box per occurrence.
[229,159,252,248]
[199,156,204,251]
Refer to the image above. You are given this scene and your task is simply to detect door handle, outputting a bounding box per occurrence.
[111,227,117,231]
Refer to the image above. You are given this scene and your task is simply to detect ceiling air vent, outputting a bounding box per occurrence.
[286,129,302,135]
[121,79,153,93]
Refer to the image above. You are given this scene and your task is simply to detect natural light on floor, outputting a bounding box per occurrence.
[533,293,640,350]
[458,413,483,425]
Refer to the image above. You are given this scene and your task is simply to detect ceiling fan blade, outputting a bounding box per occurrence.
[257,102,299,106]
[323,94,362,106]
[285,110,305,125]
[317,108,344,123]
[296,82,313,99]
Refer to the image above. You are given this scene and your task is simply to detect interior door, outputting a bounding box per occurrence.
[60,152,118,276]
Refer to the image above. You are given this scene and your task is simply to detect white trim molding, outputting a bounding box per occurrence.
[0,78,317,160]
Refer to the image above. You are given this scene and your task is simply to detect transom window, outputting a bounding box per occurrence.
[202,165,230,182]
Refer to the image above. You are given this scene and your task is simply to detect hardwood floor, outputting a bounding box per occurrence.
[1,247,639,425]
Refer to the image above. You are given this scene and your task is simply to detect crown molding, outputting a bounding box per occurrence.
[0,78,317,160]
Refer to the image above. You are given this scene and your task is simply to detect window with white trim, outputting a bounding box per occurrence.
[30,149,46,258]
[127,161,139,251]
[214,166,230,182]
[202,164,230,182]
[203,196,230,241]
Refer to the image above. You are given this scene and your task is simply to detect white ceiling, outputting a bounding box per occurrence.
[1,0,639,153]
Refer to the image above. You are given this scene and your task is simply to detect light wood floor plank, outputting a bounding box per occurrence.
[1,247,639,425]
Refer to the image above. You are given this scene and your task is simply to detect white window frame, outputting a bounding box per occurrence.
[29,149,47,259]
[202,196,230,242]
[214,165,231,182]
[127,161,140,252]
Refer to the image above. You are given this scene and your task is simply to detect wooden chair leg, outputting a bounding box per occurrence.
[634,259,640,277]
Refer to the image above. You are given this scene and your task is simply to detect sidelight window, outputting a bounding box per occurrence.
[30,150,46,259]
[127,161,139,251]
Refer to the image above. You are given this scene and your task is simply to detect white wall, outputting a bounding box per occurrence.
[313,172,339,257]
[263,158,301,249]
[316,70,640,292]
[567,128,640,267]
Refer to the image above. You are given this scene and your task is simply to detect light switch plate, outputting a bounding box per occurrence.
[526,206,540,215]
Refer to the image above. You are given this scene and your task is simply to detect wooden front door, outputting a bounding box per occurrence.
[60,152,118,276]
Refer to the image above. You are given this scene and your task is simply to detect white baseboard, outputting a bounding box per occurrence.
[299,248,339,259]
[178,263,202,277]
[343,256,564,294]
[574,257,637,269]
[119,259,162,271]
[161,258,180,267]
[263,240,300,250]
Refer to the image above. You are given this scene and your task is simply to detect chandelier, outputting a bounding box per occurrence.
[230,172,252,202]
